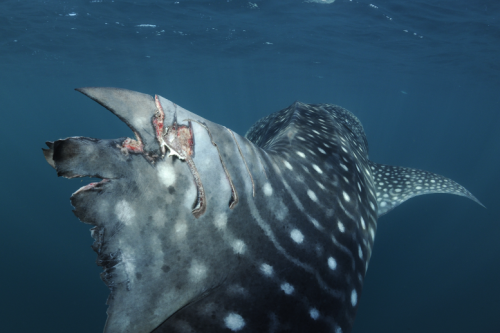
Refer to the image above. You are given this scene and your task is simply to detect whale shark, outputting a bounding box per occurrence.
[43,87,482,333]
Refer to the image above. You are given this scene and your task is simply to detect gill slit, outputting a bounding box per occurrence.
[186,157,207,218]
[185,119,239,209]
[226,128,255,197]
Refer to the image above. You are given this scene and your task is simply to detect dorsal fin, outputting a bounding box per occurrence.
[369,161,484,217]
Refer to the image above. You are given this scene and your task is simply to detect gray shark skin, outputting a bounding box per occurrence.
[43,87,482,333]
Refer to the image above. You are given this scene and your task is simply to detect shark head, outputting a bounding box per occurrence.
[43,87,482,333]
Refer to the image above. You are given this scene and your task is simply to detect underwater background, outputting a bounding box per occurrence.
[1,0,499,332]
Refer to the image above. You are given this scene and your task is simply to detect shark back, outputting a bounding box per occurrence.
[43,88,482,333]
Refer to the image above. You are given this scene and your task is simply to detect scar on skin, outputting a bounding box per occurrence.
[185,119,239,209]
[226,128,255,197]
[154,96,206,218]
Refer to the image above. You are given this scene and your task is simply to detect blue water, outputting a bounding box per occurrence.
[1,1,499,332]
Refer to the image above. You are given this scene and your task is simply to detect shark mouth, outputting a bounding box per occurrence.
[42,138,123,196]
[43,143,110,195]
[73,178,110,196]
[42,137,132,292]
[42,88,219,333]
[40,89,161,299]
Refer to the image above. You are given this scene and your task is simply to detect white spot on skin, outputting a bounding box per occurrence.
[231,240,246,254]
[189,260,207,282]
[360,216,366,229]
[174,220,188,239]
[309,308,319,320]
[296,151,306,158]
[115,200,135,225]
[120,251,136,283]
[224,313,245,331]
[358,245,363,259]
[275,202,288,221]
[318,147,326,154]
[328,257,337,270]
[214,212,227,230]
[227,284,248,297]
[307,189,318,202]
[351,289,358,307]
[263,182,273,196]
[309,217,322,229]
[342,191,350,202]
[337,221,345,233]
[369,227,375,240]
[157,162,176,187]
[290,229,304,243]
[260,263,274,276]
[284,160,293,170]
[281,282,294,295]
[312,164,323,174]
[316,181,326,190]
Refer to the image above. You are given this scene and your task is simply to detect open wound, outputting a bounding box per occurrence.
[153,96,206,218]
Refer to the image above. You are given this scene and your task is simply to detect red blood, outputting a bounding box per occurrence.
[153,118,164,138]
[175,125,194,156]
[122,138,144,153]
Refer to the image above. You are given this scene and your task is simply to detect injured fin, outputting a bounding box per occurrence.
[76,87,159,154]
[369,161,484,217]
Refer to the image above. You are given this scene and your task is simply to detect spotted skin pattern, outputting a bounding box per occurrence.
[158,102,479,333]
[160,103,376,332]
[43,89,481,333]
[370,162,483,216]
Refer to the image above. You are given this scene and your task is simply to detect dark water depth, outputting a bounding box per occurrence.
[1,1,499,332]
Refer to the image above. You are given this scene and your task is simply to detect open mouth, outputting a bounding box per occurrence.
[42,87,216,333]
[42,136,129,192]
[73,177,110,195]
[42,139,115,195]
